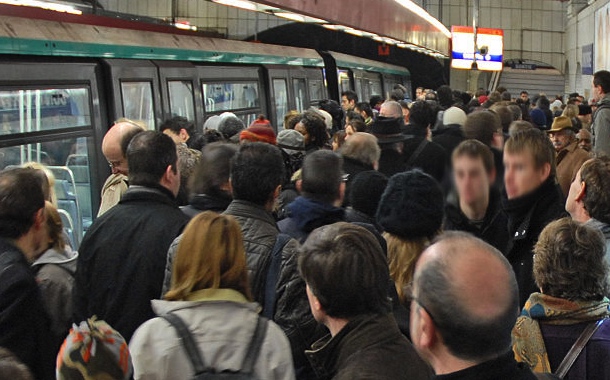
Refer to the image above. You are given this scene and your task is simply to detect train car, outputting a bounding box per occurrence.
[0,10,411,243]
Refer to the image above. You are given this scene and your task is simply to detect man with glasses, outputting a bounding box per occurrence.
[98,119,145,216]
[409,232,551,379]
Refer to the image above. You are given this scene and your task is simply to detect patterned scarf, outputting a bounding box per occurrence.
[512,292,610,373]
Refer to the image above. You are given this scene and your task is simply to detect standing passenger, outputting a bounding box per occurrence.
[98,119,145,216]
[130,212,295,380]
[300,223,431,380]
[294,111,329,154]
[74,131,189,342]
[340,90,358,112]
[591,70,610,156]
[503,129,565,305]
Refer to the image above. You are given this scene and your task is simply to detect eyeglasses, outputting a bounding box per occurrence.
[107,160,123,169]
[406,283,442,327]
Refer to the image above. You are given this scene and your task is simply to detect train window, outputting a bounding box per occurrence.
[120,81,155,130]
[309,79,324,102]
[202,82,259,112]
[292,79,307,112]
[0,136,94,246]
[0,88,90,135]
[273,79,288,129]
[338,70,351,93]
[168,81,195,121]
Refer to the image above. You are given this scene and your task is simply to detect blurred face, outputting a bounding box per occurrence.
[504,150,549,199]
[345,124,355,137]
[520,92,529,102]
[295,122,311,144]
[565,168,583,217]
[577,131,592,151]
[341,96,354,112]
[103,145,128,176]
[453,155,491,206]
[402,107,410,124]
[593,79,604,101]
[548,129,573,152]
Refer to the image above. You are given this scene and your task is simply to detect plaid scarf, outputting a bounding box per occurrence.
[512,292,610,373]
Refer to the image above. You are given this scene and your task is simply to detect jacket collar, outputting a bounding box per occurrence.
[586,218,610,239]
[188,194,232,212]
[0,238,29,266]
[184,288,249,303]
[224,200,277,228]
[445,188,503,232]
[433,351,523,380]
[287,196,345,233]
[120,185,178,207]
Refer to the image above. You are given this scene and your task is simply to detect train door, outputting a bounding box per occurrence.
[267,68,291,129]
[0,60,106,246]
[103,59,163,130]
[155,61,203,129]
[198,66,264,128]
[362,72,383,102]
[303,68,326,108]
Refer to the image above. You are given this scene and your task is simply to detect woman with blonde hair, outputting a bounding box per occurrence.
[129,211,295,380]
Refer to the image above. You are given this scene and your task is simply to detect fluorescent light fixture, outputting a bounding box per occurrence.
[274,12,305,22]
[174,22,197,31]
[394,0,451,38]
[304,15,327,23]
[211,0,257,11]
[344,28,363,37]
[0,0,82,14]
[323,24,346,31]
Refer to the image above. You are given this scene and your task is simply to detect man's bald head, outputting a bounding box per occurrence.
[101,121,146,175]
[413,232,519,361]
[379,101,403,119]
[340,132,380,167]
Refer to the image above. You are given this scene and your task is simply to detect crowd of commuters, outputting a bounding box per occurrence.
[1,71,610,379]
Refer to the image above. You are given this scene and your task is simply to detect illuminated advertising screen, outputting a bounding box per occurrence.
[451,26,503,71]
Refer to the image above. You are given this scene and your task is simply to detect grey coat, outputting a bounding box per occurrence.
[592,94,610,157]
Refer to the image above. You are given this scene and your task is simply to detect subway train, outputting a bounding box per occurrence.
[0,9,411,245]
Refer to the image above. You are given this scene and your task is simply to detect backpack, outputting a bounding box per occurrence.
[261,233,292,319]
[160,313,268,379]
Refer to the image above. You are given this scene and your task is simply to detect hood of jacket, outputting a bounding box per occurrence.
[32,246,78,273]
[287,196,345,233]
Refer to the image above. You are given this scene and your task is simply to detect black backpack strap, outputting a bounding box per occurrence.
[262,233,292,319]
[241,317,269,374]
[554,318,606,379]
[406,138,429,167]
[160,313,207,376]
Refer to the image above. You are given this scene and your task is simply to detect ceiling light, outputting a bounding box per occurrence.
[0,0,82,14]
[211,0,257,11]
[394,0,451,38]
[274,12,305,22]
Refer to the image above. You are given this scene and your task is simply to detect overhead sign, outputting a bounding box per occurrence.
[451,26,504,71]
[582,43,594,75]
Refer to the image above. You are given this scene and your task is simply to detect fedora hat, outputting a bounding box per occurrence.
[548,116,574,133]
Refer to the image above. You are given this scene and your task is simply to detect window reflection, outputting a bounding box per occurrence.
[273,79,288,129]
[168,81,195,121]
[121,82,154,130]
[202,82,259,112]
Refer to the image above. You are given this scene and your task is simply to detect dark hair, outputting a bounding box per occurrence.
[230,142,285,206]
[0,168,45,239]
[436,85,453,108]
[452,139,495,173]
[345,110,364,123]
[332,130,346,149]
[127,131,178,187]
[463,110,502,146]
[369,95,383,108]
[505,128,556,178]
[120,125,146,157]
[318,100,343,131]
[416,232,519,361]
[581,157,610,224]
[355,102,373,118]
[203,129,226,144]
[0,347,33,380]
[534,218,608,301]
[341,90,358,103]
[594,70,610,94]
[159,116,195,137]
[298,222,391,318]
[508,104,522,121]
[489,105,513,133]
[390,89,405,101]
[301,150,343,204]
[347,120,367,133]
[299,111,328,148]
[409,100,436,128]
[218,115,245,139]
[520,90,529,95]
[188,143,237,199]
[536,95,550,110]
[501,92,512,101]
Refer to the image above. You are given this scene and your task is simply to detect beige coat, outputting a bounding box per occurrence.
[129,289,295,380]
[556,140,591,198]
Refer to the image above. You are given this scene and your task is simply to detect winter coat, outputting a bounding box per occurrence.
[305,313,431,380]
[129,289,295,380]
[432,125,465,165]
[432,351,539,380]
[32,245,78,345]
[502,178,566,305]
[222,200,319,380]
[180,193,232,219]
[97,173,128,217]
[444,188,509,254]
[73,185,189,342]
[593,93,610,157]
[539,320,610,380]
[278,196,345,243]
[556,141,590,198]
[402,136,447,184]
[345,207,383,233]
[0,238,55,380]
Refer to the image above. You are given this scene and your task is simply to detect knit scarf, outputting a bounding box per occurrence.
[512,292,610,373]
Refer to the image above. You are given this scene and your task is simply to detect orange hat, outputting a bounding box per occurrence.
[239,125,277,145]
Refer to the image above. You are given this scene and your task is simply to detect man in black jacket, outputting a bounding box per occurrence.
[502,129,565,305]
[0,168,54,379]
[74,131,189,342]
[444,140,508,253]
[301,223,430,380]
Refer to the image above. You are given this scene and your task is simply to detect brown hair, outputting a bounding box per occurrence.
[504,128,556,178]
[534,218,608,301]
[165,211,251,301]
[44,201,65,251]
[452,139,495,174]
[384,232,430,304]
[463,110,502,146]
[580,156,610,224]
